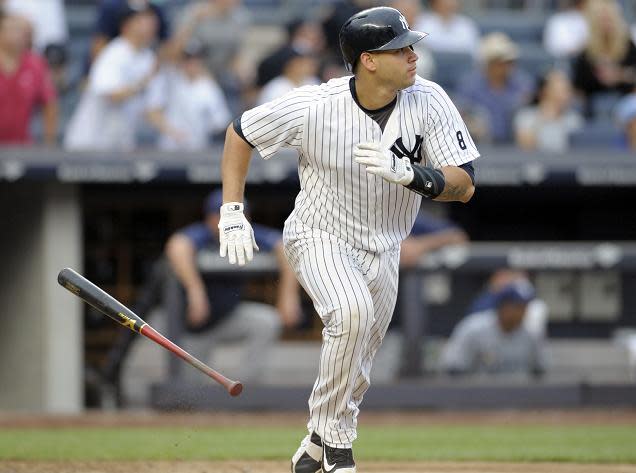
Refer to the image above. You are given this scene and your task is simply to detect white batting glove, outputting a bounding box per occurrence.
[218,202,259,266]
[354,142,414,186]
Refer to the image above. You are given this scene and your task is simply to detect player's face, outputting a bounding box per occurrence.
[373,46,418,89]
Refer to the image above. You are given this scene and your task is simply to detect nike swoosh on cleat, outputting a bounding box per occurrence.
[323,450,336,472]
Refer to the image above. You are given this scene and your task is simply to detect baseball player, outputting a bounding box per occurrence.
[218,7,479,473]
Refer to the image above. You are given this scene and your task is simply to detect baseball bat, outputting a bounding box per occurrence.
[57,268,243,397]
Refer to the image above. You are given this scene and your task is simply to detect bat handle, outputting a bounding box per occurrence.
[141,325,243,396]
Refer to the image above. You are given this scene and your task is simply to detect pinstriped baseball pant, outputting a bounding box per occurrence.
[285,238,400,449]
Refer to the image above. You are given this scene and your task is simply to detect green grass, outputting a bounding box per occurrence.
[2,425,635,463]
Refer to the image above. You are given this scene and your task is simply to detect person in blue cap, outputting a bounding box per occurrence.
[99,189,301,402]
[440,278,546,377]
[164,189,302,382]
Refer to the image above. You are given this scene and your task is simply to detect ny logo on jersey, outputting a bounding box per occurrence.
[391,135,423,164]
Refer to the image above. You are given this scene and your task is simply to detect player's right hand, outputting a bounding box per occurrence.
[218,202,259,266]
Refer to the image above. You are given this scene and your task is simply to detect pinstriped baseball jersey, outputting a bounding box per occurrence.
[238,73,479,450]
[239,75,479,252]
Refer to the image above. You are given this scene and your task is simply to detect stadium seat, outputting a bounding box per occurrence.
[474,12,546,44]
[591,93,623,120]
[66,4,96,38]
[570,121,623,149]
[516,44,556,80]
[431,51,475,93]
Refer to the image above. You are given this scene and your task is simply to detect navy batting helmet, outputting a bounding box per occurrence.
[339,7,428,72]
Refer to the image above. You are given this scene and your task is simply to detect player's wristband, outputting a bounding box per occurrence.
[406,164,445,199]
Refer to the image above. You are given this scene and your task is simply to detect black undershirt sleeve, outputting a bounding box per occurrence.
[232,116,255,149]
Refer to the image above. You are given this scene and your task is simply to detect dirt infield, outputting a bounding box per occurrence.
[2,461,636,473]
[2,408,636,428]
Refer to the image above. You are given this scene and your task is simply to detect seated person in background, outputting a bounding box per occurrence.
[440,279,547,377]
[101,190,302,392]
[164,190,302,383]
[572,0,636,116]
[90,0,170,65]
[543,0,589,60]
[399,210,468,269]
[257,47,319,105]
[614,91,636,151]
[514,69,583,153]
[414,0,480,57]
[145,40,231,150]
[456,33,535,144]
[64,4,158,150]
[172,0,252,116]
[256,18,325,89]
[467,269,548,339]
[0,12,58,146]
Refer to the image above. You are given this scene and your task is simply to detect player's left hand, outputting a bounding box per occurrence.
[218,202,259,266]
[354,142,414,186]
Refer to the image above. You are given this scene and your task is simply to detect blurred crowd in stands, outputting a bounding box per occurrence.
[0,0,635,152]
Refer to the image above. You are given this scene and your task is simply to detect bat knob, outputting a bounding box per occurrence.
[228,381,243,397]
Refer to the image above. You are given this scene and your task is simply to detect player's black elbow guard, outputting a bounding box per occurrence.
[406,164,446,199]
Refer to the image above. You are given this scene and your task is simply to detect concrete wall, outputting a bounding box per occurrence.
[0,183,82,412]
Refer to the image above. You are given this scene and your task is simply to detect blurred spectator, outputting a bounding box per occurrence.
[414,0,480,57]
[614,92,636,151]
[145,40,231,150]
[64,4,158,150]
[543,0,589,60]
[4,0,67,53]
[101,190,302,392]
[572,0,636,111]
[399,210,468,269]
[440,279,547,377]
[256,18,325,88]
[456,33,535,143]
[391,0,435,79]
[90,0,169,64]
[514,69,583,153]
[43,43,69,94]
[257,48,319,105]
[171,0,250,116]
[467,269,548,339]
[173,0,249,78]
[4,0,70,94]
[0,12,58,145]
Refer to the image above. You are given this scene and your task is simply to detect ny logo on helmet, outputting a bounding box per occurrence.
[398,13,409,30]
[391,136,423,164]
